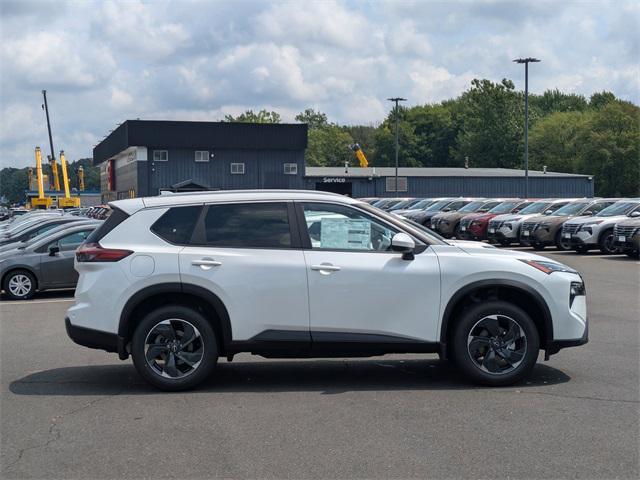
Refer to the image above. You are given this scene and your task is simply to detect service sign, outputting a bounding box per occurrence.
[322,177,346,183]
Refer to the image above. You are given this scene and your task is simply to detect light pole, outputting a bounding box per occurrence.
[513,57,540,199]
[387,97,406,197]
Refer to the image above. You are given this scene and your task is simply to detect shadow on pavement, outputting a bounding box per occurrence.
[1,289,75,301]
[9,359,571,396]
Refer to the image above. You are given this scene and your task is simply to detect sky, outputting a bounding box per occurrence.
[1,0,638,168]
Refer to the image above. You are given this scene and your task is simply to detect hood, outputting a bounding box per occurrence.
[464,212,496,222]
[452,243,552,261]
[0,247,24,261]
[437,211,468,222]
[526,214,571,225]
[565,214,630,226]
[447,239,497,249]
[492,212,540,223]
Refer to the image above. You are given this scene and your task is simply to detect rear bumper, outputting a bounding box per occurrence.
[65,317,128,359]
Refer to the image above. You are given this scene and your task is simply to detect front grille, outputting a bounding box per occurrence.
[489,219,503,229]
[432,218,442,229]
[522,221,538,231]
[614,225,638,236]
[562,223,580,235]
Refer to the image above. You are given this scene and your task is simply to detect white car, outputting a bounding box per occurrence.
[487,198,575,246]
[561,200,640,254]
[66,190,588,391]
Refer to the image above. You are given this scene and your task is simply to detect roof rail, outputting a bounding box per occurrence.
[157,189,344,197]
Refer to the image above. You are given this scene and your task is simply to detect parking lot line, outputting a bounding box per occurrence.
[1,298,74,306]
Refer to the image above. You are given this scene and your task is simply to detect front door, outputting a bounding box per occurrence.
[298,202,441,343]
[178,202,309,342]
[39,229,93,287]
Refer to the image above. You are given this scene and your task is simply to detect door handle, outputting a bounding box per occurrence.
[310,263,341,272]
[191,259,222,268]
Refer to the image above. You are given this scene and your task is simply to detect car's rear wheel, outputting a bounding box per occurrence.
[131,305,218,391]
[598,228,618,255]
[532,242,545,250]
[555,230,571,251]
[3,270,36,300]
[498,239,511,247]
[574,245,589,254]
[451,301,540,386]
[626,249,639,259]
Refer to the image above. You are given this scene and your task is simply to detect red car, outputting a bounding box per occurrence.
[458,200,530,241]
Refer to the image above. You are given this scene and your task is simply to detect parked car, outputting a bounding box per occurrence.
[392,198,436,216]
[0,216,84,246]
[0,206,11,221]
[65,190,588,391]
[487,199,574,246]
[431,199,502,238]
[562,200,640,254]
[1,223,98,300]
[404,198,476,227]
[613,217,640,258]
[387,198,424,212]
[520,199,618,251]
[0,219,101,254]
[457,200,530,241]
[356,198,380,205]
[372,198,414,211]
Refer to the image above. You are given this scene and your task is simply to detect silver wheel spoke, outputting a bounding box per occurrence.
[144,318,204,380]
[467,314,527,376]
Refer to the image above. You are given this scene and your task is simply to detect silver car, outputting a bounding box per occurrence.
[1,223,99,300]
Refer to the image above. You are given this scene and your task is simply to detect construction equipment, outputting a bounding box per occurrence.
[41,90,62,191]
[49,155,61,191]
[349,143,369,168]
[57,150,80,208]
[31,147,53,208]
[78,166,85,191]
[27,167,34,190]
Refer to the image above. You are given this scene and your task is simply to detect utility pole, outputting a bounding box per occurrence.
[513,58,540,199]
[387,97,406,197]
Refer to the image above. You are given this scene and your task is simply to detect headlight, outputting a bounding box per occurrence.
[519,259,578,275]
[579,220,603,231]
[504,222,513,229]
[570,281,586,307]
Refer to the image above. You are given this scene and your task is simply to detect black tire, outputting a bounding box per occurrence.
[532,242,545,251]
[453,223,461,239]
[598,228,618,255]
[131,305,218,391]
[499,239,511,247]
[626,249,639,259]
[555,230,571,251]
[451,300,540,387]
[2,269,37,300]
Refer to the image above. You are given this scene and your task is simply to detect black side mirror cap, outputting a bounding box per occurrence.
[49,245,60,256]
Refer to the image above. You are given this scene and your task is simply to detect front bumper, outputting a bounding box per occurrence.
[526,225,557,245]
[65,317,128,359]
[546,321,589,357]
[613,233,640,251]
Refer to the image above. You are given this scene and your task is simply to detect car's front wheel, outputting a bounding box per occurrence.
[131,305,218,391]
[3,270,36,300]
[451,301,540,386]
[555,230,572,251]
[598,229,619,255]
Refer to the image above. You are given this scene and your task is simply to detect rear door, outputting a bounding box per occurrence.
[178,202,310,342]
[39,229,93,287]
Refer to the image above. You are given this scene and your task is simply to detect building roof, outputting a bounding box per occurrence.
[93,120,308,165]
[304,167,591,178]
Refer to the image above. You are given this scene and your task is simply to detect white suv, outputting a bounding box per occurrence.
[66,190,588,391]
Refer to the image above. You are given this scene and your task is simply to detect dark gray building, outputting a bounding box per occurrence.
[93,120,594,200]
[93,120,307,201]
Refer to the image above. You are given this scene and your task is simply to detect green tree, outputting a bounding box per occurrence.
[305,125,355,167]
[530,89,588,115]
[452,78,525,169]
[295,108,328,129]
[224,110,281,123]
[589,91,617,109]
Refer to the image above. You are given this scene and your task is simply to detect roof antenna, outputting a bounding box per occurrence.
[464,156,469,169]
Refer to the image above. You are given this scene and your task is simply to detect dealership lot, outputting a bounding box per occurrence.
[1,250,638,479]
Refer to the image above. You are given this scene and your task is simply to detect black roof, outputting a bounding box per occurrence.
[93,120,308,164]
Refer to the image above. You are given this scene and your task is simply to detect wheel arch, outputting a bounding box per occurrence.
[440,279,554,354]
[118,283,232,354]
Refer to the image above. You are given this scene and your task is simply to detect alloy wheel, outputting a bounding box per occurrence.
[601,233,619,254]
[8,274,32,297]
[144,319,204,379]
[467,314,527,375]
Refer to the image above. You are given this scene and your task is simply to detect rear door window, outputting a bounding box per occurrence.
[200,202,292,248]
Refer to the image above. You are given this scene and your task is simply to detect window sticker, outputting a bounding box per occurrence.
[320,218,371,249]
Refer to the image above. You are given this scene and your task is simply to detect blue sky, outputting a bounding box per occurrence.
[1,0,638,168]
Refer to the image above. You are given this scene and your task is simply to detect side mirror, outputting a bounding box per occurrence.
[442,207,451,212]
[48,245,60,256]
[391,232,415,260]
[544,210,554,215]
[630,211,640,218]
[582,210,593,216]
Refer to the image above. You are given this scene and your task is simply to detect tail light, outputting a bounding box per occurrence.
[76,242,133,262]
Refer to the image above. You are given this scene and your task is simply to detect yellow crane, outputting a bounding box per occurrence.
[349,143,369,167]
[49,155,61,191]
[78,166,85,191]
[57,150,80,208]
[30,147,53,208]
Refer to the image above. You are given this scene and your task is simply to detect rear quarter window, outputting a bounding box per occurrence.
[85,207,129,244]
[151,206,202,245]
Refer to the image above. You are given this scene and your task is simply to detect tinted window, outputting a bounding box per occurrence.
[553,202,590,216]
[151,206,202,245]
[57,230,93,250]
[85,207,129,244]
[202,203,291,248]
[302,203,398,251]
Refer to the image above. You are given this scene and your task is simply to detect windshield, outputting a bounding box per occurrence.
[389,199,418,211]
[409,199,434,210]
[489,201,521,214]
[425,200,452,211]
[553,202,590,216]
[401,218,448,242]
[596,202,640,217]
[458,201,485,213]
[518,201,551,214]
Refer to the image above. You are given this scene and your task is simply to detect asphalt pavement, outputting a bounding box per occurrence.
[1,250,638,479]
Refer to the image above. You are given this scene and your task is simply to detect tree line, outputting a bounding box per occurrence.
[227,79,639,197]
